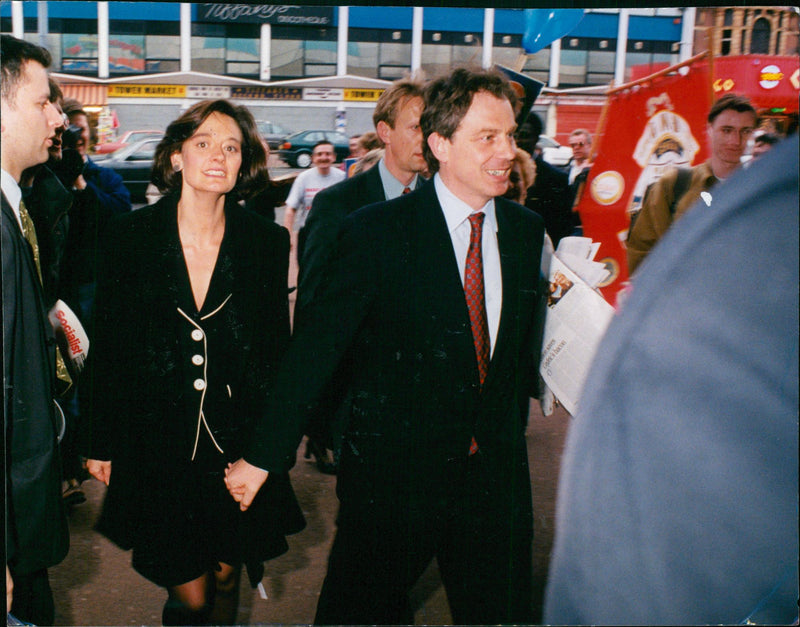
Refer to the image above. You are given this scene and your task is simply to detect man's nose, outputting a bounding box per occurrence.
[45,101,62,127]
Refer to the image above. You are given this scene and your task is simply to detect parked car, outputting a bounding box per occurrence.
[93,136,160,202]
[276,130,350,168]
[537,135,573,168]
[94,129,163,155]
[257,120,292,151]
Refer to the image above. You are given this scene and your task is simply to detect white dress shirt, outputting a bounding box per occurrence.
[1,168,24,231]
[434,174,502,357]
[378,158,421,200]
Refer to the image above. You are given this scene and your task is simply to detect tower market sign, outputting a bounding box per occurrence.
[200,4,334,25]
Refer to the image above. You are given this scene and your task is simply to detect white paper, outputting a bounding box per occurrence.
[48,299,90,371]
[539,241,615,416]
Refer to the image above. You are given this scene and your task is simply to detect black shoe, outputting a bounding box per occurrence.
[63,483,86,505]
[304,438,337,475]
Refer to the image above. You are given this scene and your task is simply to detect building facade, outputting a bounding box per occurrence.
[2,3,797,146]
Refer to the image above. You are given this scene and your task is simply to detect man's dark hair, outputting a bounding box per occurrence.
[421,66,518,175]
[707,93,756,125]
[515,112,543,155]
[62,97,87,119]
[48,77,63,104]
[152,99,269,199]
[312,140,334,154]
[755,132,781,147]
[1,34,52,105]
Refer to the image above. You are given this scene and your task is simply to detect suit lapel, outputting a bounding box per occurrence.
[484,199,524,387]
[410,184,483,387]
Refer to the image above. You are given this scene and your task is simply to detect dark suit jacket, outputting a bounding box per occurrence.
[2,193,69,575]
[296,165,385,317]
[87,194,300,550]
[247,182,546,511]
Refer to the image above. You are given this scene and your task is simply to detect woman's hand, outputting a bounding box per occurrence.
[86,459,112,485]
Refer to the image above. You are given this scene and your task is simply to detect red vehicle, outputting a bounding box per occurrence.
[94,129,163,155]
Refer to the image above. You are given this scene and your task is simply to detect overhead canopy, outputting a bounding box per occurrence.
[59,83,107,107]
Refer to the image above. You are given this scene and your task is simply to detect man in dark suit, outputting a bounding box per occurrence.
[2,34,70,625]
[295,76,427,473]
[297,75,427,316]
[226,66,546,625]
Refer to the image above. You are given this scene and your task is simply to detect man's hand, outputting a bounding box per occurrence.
[86,459,111,485]
[7,564,13,612]
[224,458,269,512]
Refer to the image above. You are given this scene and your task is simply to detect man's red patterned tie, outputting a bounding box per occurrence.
[465,213,489,456]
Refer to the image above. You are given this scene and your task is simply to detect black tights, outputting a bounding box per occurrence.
[161,563,241,626]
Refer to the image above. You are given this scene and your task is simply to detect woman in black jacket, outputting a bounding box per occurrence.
[85,100,304,625]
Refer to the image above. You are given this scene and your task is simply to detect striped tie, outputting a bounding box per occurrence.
[19,199,72,391]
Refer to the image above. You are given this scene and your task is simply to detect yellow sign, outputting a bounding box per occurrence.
[344,89,384,102]
[108,84,187,98]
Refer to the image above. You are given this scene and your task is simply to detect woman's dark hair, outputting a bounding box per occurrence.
[152,99,269,199]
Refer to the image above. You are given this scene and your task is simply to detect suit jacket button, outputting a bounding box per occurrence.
[191,329,204,341]
[193,378,206,391]
[192,354,204,366]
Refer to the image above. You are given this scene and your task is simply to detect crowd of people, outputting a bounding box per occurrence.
[3,32,797,626]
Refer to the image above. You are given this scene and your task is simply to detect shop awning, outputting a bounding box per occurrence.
[59,84,108,107]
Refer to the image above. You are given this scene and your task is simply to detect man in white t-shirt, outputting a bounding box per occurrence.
[283,140,346,234]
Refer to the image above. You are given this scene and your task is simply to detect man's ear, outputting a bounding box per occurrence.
[376,120,391,146]
[427,132,449,166]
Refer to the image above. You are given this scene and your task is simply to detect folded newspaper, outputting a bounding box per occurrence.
[539,237,615,416]
[48,299,90,374]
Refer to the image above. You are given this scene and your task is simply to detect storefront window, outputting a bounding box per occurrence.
[420,43,452,80]
[226,36,259,77]
[145,34,180,73]
[349,41,379,77]
[62,33,98,73]
[192,36,225,74]
[378,42,411,80]
[560,48,587,86]
[272,39,304,78]
[109,34,145,73]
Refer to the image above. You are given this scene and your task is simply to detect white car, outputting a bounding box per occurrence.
[537,135,573,167]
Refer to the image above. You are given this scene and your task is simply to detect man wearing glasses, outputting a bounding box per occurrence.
[566,128,593,236]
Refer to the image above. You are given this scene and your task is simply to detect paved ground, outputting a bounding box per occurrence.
[49,402,570,626]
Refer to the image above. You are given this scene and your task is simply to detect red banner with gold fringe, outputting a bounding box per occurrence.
[576,55,713,305]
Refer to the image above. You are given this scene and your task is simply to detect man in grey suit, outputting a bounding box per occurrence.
[225,66,546,624]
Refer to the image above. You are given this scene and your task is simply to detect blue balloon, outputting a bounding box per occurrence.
[523,9,585,54]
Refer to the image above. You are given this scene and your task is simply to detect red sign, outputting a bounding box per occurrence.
[710,55,799,112]
[577,58,712,304]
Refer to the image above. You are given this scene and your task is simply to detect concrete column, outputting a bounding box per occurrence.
[37,1,48,48]
[98,2,109,79]
[337,6,349,76]
[548,38,561,88]
[180,3,191,72]
[614,9,629,86]
[260,23,271,82]
[680,8,697,62]
[11,1,23,38]
[411,7,423,74]
[482,9,494,69]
